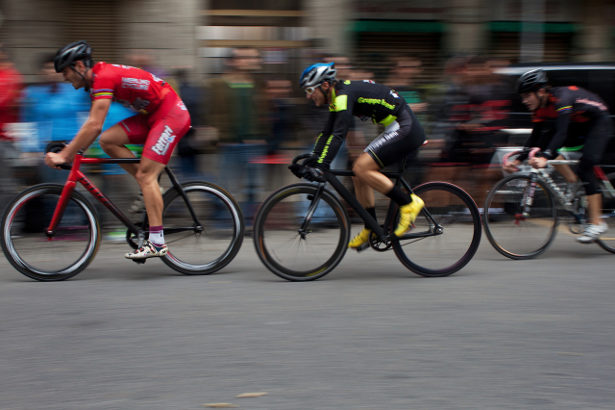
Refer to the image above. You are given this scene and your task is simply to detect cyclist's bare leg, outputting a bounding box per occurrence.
[98,123,139,176]
[553,155,578,183]
[352,153,393,195]
[352,176,375,209]
[135,157,166,227]
[353,152,423,236]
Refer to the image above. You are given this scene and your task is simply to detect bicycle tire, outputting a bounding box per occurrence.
[596,171,615,253]
[0,184,100,281]
[483,174,558,259]
[392,181,481,277]
[160,181,244,274]
[253,183,350,281]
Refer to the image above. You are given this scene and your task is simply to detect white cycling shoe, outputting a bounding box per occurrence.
[577,222,608,243]
[125,240,168,259]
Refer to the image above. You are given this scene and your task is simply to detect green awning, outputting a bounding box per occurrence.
[489,21,577,33]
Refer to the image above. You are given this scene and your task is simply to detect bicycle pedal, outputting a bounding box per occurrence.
[131,258,147,264]
[352,242,370,252]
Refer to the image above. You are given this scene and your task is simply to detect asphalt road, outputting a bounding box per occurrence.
[1,228,614,410]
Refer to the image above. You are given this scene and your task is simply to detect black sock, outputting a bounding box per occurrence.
[386,186,412,206]
[365,207,377,229]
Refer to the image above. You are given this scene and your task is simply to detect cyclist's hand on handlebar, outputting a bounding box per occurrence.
[288,154,326,182]
[304,155,328,182]
[44,151,70,169]
[528,156,548,169]
[502,159,521,173]
[289,162,305,178]
[303,166,325,182]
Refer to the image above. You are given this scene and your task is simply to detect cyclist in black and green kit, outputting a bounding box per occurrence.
[298,62,426,250]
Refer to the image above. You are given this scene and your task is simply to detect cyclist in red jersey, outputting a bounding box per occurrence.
[44,41,191,259]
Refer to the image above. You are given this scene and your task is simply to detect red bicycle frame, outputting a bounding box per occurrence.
[46,154,143,238]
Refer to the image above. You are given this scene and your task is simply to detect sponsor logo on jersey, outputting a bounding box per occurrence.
[357,97,395,110]
[152,125,176,156]
[576,98,607,111]
[121,77,150,90]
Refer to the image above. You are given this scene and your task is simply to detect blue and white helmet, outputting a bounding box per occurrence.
[300,62,337,88]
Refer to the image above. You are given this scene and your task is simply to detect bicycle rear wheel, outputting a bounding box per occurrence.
[1,184,100,281]
[483,174,558,259]
[596,171,615,253]
[161,182,244,274]
[253,183,350,281]
[393,181,481,277]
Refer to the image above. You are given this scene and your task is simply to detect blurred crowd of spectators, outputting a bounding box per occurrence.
[0,44,516,226]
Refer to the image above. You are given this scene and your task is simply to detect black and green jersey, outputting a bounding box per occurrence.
[313,79,411,167]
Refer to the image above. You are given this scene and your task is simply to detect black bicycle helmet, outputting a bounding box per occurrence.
[54,40,92,73]
[516,68,549,93]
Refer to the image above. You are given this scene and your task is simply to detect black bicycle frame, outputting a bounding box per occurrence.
[313,167,437,241]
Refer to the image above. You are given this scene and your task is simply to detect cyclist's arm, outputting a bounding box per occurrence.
[312,114,334,158]
[516,126,543,162]
[312,96,353,167]
[542,97,574,159]
[48,99,112,164]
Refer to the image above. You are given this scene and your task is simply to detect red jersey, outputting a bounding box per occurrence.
[90,62,173,114]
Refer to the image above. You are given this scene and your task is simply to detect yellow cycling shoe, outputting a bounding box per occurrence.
[348,228,372,251]
[394,194,424,237]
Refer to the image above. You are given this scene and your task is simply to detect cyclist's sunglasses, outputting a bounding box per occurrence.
[303,85,320,95]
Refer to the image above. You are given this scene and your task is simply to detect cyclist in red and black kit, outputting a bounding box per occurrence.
[44,41,191,259]
[298,62,426,250]
[505,68,612,242]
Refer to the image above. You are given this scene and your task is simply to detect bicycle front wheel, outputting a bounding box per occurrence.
[253,183,350,281]
[483,174,558,259]
[1,184,100,281]
[161,182,244,274]
[596,171,615,253]
[393,182,482,277]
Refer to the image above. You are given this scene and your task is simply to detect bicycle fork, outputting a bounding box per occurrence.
[518,175,538,222]
[46,181,77,238]
[299,183,326,239]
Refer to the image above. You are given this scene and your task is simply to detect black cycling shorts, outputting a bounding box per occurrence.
[364,107,426,168]
[577,114,613,195]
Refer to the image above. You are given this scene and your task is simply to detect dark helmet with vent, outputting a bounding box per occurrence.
[54,40,92,73]
[517,68,549,93]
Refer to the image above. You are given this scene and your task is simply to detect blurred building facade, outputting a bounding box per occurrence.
[1,0,614,84]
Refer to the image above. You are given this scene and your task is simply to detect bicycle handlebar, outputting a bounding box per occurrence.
[502,147,580,171]
[44,141,73,170]
[501,147,541,166]
[290,154,325,182]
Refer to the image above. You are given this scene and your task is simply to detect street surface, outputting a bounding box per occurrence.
[1,227,614,409]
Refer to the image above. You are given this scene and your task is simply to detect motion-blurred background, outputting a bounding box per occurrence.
[1,0,615,234]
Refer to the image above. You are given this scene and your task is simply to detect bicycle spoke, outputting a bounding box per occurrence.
[393,182,481,277]
[253,184,349,281]
[1,185,100,281]
[484,175,557,259]
[160,182,243,274]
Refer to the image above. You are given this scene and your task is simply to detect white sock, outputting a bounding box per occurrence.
[149,226,165,246]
